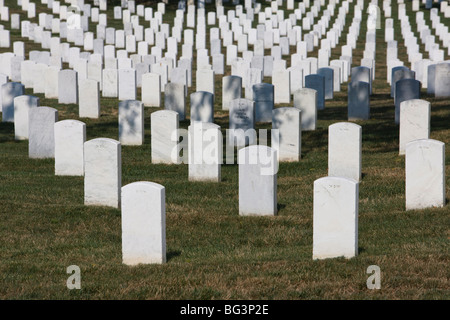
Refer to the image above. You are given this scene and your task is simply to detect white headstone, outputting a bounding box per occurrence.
[78,79,100,118]
[118,100,144,145]
[188,122,222,182]
[164,83,186,121]
[54,119,86,176]
[121,181,166,265]
[84,138,121,208]
[434,63,450,98]
[44,66,59,99]
[348,81,370,120]
[293,88,317,131]
[196,68,215,96]
[229,98,256,148]
[118,69,137,100]
[190,91,214,123]
[151,110,179,164]
[14,95,39,140]
[313,176,359,260]
[102,68,118,98]
[239,145,278,216]
[328,122,362,182]
[406,139,445,210]
[142,73,160,107]
[58,69,78,104]
[272,69,291,104]
[399,99,430,155]
[252,83,274,122]
[28,107,58,158]
[222,76,242,110]
[305,74,325,110]
[2,82,25,123]
[272,107,301,162]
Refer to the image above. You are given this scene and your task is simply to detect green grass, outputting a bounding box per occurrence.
[0,1,449,300]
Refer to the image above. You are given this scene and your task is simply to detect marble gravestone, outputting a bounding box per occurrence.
[317,67,334,100]
[151,110,180,164]
[328,122,362,182]
[293,88,317,131]
[190,91,214,123]
[188,121,222,182]
[351,66,372,95]
[252,83,274,122]
[272,107,301,162]
[228,98,256,148]
[222,75,242,110]
[32,63,48,94]
[118,100,144,146]
[399,99,430,155]
[78,79,100,118]
[427,64,436,95]
[164,82,186,121]
[348,81,370,121]
[54,119,86,176]
[0,73,8,108]
[245,68,263,100]
[272,69,291,104]
[239,145,278,216]
[305,74,325,110]
[14,95,39,140]
[2,82,24,123]
[196,68,215,97]
[434,63,450,98]
[84,138,122,208]
[142,73,161,107]
[121,181,166,265]
[395,79,421,124]
[58,69,78,104]
[118,69,137,100]
[44,66,60,99]
[28,107,58,159]
[406,139,445,210]
[391,67,415,98]
[102,68,118,98]
[313,176,359,260]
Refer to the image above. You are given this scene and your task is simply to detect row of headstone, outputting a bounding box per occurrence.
[0,0,366,117]
[21,107,445,265]
[3,0,446,266]
[386,3,450,100]
[20,1,348,74]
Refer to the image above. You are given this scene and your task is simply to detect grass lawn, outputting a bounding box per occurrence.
[0,1,448,299]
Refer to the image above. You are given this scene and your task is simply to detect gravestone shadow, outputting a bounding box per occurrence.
[167,250,182,262]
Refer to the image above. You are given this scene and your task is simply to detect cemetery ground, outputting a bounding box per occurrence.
[0,1,449,299]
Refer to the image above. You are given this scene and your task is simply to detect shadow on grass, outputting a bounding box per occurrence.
[430,104,450,133]
[167,250,182,262]
[361,121,399,153]
[0,123,17,143]
[317,106,348,121]
[301,128,329,158]
[277,203,286,213]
